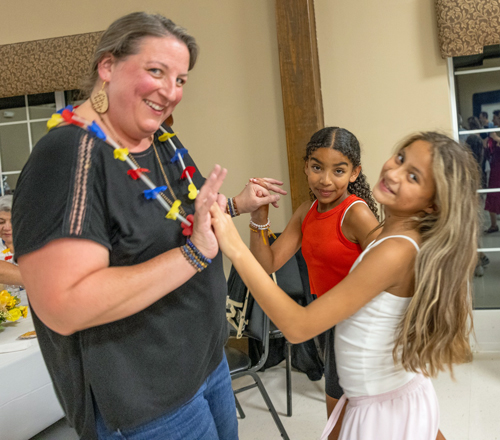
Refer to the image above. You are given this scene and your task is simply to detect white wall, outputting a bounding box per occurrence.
[315,0,453,187]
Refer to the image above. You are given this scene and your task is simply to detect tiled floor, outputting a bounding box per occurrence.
[32,352,500,440]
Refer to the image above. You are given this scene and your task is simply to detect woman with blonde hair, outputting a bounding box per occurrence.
[210,132,479,439]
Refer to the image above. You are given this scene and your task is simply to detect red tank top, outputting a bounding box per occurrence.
[301,195,365,297]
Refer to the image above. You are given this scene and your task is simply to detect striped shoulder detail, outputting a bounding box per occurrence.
[69,132,96,235]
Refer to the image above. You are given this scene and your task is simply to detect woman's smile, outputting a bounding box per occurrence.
[144,99,165,112]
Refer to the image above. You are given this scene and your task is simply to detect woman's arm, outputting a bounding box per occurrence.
[249,201,309,274]
[211,204,415,343]
[0,261,24,286]
[490,132,500,143]
[18,166,226,336]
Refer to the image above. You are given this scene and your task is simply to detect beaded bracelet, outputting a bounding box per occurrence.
[226,197,240,218]
[249,218,276,245]
[181,238,212,272]
[180,245,204,272]
[186,238,212,264]
[232,197,240,216]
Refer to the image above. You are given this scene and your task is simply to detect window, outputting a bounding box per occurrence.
[0,90,83,195]
[448,44,500,309]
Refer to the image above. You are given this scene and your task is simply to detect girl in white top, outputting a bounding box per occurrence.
[209,132,479,440]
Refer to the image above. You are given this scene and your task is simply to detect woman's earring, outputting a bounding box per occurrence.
[90,81,109,114]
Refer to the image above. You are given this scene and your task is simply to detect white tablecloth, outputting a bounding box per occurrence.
[0,293,64,439]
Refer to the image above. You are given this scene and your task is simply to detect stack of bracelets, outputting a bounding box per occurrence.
[249,218,276,245]
[226,197,240,217]
[181,238,212,272]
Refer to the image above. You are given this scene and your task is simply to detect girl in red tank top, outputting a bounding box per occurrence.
[248,127,379,440]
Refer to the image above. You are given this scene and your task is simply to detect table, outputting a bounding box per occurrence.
[0,293,64,440]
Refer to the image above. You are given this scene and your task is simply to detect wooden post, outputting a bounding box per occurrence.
[275,0,324,211]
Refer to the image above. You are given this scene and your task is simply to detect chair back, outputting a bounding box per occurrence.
[270,233,312,303]
[274,251,304,301]
[227,268,276,371]
[245,298,271,372]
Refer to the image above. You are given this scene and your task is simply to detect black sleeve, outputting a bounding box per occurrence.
[12,126,112,261]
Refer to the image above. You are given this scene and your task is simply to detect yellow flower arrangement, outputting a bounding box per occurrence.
[0,290,28,329]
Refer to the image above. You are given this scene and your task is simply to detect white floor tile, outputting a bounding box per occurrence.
[431,360,473,440]
[468,353,500,440]
[31,354,500,440]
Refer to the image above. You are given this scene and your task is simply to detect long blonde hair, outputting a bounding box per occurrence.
[393,132,480,377]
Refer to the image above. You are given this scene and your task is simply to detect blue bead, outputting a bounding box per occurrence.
[89,121,107,140]
[170,148,188,163]
[56,105,73,114]
[143,186,168,200]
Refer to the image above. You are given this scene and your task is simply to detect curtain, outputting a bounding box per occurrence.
[436,0,500,58]
[0,32,102,99]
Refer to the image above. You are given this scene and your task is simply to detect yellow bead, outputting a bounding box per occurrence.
[166,200,182,220]
[113,148,129,161]
[47,114,63,131]
[188,183,198,200]
[158,132,177,142]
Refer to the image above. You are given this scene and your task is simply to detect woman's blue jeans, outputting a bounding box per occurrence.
[96,354,238,440]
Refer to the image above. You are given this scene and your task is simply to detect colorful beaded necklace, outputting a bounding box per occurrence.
[47,106,197,235]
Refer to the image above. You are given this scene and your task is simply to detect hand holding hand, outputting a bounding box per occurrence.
[190,165,227,259]
[234,177,287,213]
[250,203,269,225]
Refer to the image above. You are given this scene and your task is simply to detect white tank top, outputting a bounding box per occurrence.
[334,235,419,397]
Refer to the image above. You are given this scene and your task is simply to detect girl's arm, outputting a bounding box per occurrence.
[249,201,310,274]
[342,202,381,249]
[211,204,415,344]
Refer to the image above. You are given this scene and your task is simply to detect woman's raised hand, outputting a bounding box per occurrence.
[234,177,287,213]
[210,203,246,260]
[190,165,227,259]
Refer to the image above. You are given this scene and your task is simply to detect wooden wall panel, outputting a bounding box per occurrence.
[275,0,324,211]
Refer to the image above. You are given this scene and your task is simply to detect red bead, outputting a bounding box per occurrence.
[181,214,194,236]
[181,166,196,180]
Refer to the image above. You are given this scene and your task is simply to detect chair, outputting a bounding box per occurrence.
[268,246,310,417]
[265,236,316,417]
[225,288,290,440]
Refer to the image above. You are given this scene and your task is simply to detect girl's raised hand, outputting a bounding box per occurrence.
[190,165,227,259]
[210,202,246,260]
[234,177,287,212]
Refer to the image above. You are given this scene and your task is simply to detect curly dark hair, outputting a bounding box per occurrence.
[304,127,379,219]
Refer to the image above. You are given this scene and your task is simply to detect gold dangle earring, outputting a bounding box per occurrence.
[90,81,109,114]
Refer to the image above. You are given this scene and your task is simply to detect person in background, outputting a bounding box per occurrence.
[484,110,500,233]
[464,133,485,187]
[467,116,481,131]
[0,195,24,291]
[464,135,489,276]
[12,12,285,440]
[479,111,495,142]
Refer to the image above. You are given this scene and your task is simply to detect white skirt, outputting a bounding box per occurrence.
[321,374,440,440]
